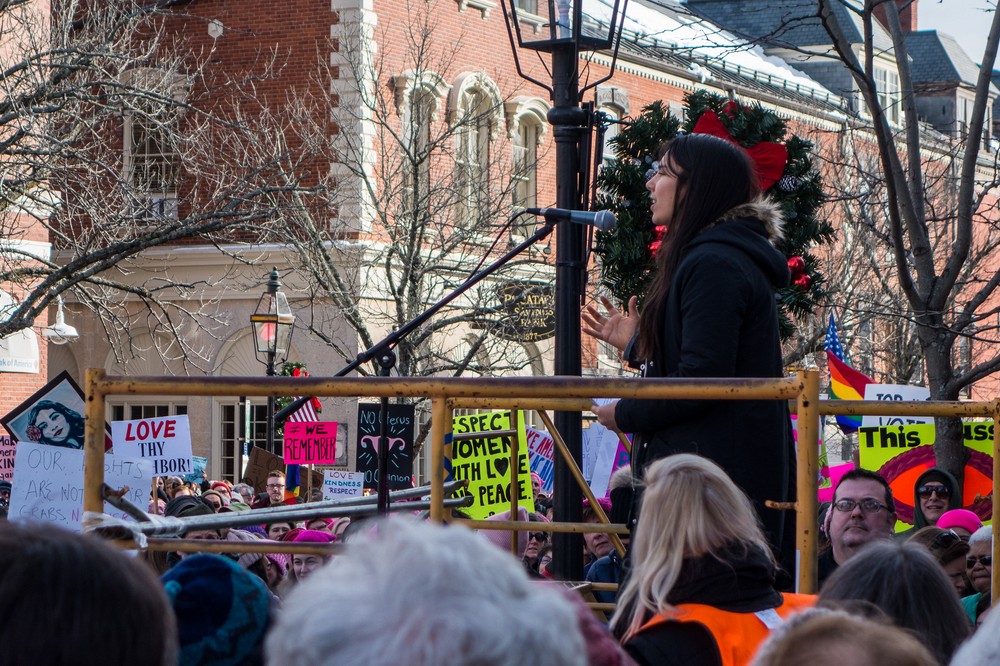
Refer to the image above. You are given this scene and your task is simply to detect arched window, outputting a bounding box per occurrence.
[449,73,503,218]
[508,97,548,213]
[393,70,448,218]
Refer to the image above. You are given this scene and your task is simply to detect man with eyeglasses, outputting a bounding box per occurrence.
[251,470,299,509]
[819,469,897,584]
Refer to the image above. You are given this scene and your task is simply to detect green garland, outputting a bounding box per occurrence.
[593,91,832,340]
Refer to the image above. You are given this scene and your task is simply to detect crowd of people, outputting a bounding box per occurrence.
[0,453,998,665]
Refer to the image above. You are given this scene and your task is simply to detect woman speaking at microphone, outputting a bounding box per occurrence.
[583,133,794,571]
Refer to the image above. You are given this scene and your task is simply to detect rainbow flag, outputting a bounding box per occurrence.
[825,314,873,434]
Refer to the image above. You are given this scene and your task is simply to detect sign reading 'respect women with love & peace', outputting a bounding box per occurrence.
[283,422,339,465]
[9,441,153,530]
[450,410,534,520]
[111,415,193,476]
[322,470,365,499]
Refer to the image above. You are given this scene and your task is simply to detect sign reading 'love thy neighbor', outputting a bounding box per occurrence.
[111,415,193,476]
[450,410,534,520]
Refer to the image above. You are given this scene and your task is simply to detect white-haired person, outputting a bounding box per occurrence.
[961,525,994,625]
[267,519,593,666]
[611,454,814,666]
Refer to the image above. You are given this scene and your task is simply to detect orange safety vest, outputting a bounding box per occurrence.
[637,592,816,666]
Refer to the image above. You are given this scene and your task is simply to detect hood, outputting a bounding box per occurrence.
[913,466,962,529]
[688,197,790,289]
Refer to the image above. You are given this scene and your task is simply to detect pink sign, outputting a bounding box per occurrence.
[283,422,339,464]
[0,435,14,482]
[818,462,855,503]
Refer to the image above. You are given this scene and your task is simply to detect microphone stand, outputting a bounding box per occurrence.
[278,215,557,515]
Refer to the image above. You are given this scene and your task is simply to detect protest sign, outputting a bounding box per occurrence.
[112,415,193,476]
[582,424,617,498]
[356,403,415,490]
[859,422,993,529]
[818,462,855,503]
[9,441,152,530]
[2,371,112,450]
[0,435,14,482]
[184,456,208,484]
[244,446,321,494]
[451,410,534,519]
[861,384,933,428]
[322,470,364,499]
[525,427,555,495]
[283,422,339,464]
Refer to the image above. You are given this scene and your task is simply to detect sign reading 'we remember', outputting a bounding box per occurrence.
[283,422,339,464]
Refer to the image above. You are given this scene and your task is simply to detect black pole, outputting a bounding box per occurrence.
[266,349,276,455]
[550,43,587,582]
[376,353,395,516]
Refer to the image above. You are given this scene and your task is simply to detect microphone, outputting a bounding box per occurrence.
[526,207,616,231]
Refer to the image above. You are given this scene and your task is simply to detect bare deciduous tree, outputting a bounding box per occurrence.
[0,0,315,369]
[278,0,554,385]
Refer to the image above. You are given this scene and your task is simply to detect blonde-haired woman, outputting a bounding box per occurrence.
[613,454,813,666]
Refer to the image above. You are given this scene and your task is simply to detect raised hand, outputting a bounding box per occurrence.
[582,295,638,352]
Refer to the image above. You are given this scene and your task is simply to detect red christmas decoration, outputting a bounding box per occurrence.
[692,105,788,190]
[648,225,667,254]
[787,256,806,276]
[792,273,813,290]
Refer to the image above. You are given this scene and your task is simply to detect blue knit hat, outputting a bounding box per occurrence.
[162,554,271,665]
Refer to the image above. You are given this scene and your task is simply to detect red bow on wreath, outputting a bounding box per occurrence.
[692,104,788,190]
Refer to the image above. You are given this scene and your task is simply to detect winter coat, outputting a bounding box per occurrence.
[615,198,794,558]
[624,543,793,666]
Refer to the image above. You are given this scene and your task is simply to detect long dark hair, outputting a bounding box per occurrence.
[819,541,970,663]
[27,399,85,445]
[637,134,760,363]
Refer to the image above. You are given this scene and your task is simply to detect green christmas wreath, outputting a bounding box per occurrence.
[593,90,832,340]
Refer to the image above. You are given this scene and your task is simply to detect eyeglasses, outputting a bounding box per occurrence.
[917,484,950,499]
[267,483,286,490]
[528,532,548,542]
[968,555,993,569]
[932,530,961,549]
[833,498,890,514]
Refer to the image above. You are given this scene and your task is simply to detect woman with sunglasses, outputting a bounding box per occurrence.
[908,526,972,597]
[898,467,961,539]
[962,525,994,624]
[613,454,813,666]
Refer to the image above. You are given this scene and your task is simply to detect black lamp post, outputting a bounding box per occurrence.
[251,267,295,454]
[502,0,629,581]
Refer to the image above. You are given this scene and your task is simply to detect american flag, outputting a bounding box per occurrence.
[824,314,847,363]
[285,396,320,422]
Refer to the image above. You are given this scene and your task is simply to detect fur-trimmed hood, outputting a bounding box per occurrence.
[687,196,790,289]
[715,196,785,243]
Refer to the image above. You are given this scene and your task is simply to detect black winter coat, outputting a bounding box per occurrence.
[615,199,794,560]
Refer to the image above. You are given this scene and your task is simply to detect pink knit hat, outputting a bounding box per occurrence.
[291,529,337,544]
[937,509,983,535]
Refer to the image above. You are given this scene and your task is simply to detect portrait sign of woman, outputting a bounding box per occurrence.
[25,400,85,449]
